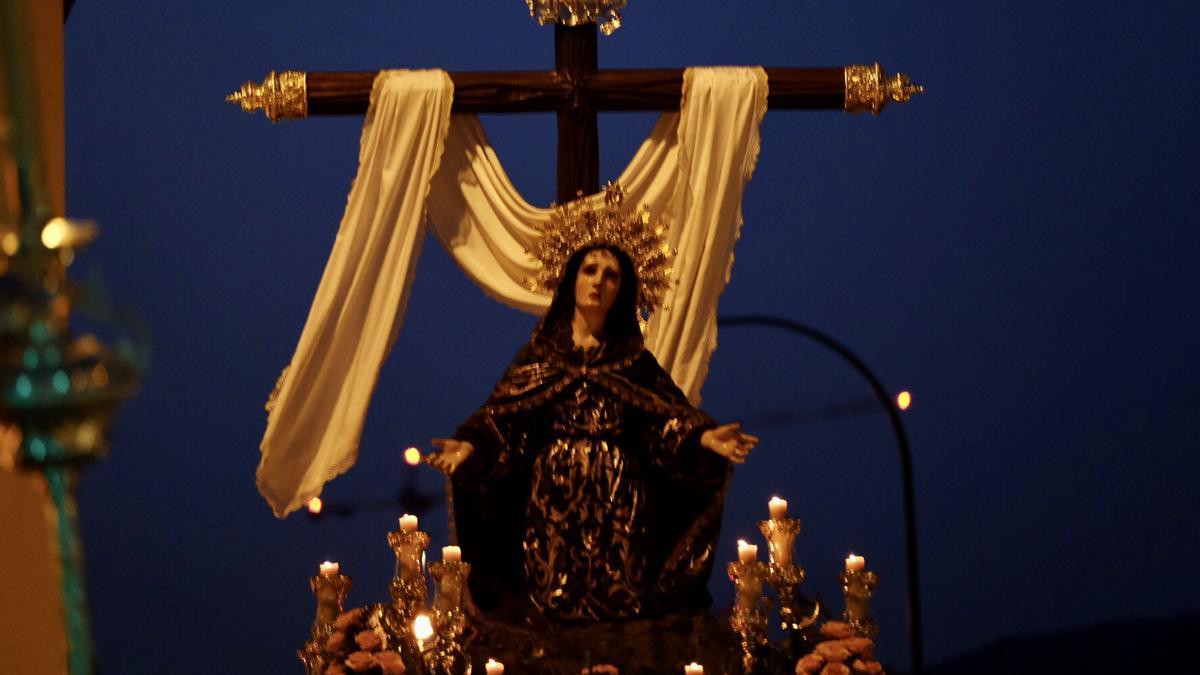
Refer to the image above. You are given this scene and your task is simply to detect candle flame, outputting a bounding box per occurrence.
[307,497,323,514]
[404,447,422,466]
[897,390,912,410]
[412,613,434,641]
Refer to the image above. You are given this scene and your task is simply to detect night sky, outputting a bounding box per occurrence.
[63,2,1199,672]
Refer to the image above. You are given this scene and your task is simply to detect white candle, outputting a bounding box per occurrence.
[768,496,788,520]
[485,659,505,674]
[442,545,462,562]
[845,553,865,571]
[399,514,419,533]
[319,561,339,576]
[684,663,704,674]
[737,540,757,563]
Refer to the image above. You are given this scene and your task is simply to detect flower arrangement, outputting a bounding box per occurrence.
[321,607,406,675]
[794,621,886,675]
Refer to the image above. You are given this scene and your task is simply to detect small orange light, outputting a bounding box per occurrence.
[307,497,323,514]
[897,391,912,411]
[404,447,422,466]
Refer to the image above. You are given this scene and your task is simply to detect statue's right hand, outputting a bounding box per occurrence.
[429,438,474,475]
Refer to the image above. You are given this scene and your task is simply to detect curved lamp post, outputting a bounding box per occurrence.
[717,314,923,675]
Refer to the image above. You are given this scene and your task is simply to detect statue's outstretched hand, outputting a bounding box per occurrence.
[700,422,759,464]
[429,438,474,475]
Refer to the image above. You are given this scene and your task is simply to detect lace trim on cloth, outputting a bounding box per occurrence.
[256,69,455,517]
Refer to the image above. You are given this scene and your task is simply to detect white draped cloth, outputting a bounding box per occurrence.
[257,67,768,517]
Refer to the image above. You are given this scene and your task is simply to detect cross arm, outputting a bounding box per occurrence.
[295,70,566,115]
[586,67,845,110]
[226,64,921,121]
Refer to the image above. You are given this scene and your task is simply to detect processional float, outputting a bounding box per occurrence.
[227,2,923,673]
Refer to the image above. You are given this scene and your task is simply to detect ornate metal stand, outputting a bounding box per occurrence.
[759,517,819,632]
[384,527,431,638]
[727,560,771,673]
[424,558,473,674]
[298,572,352,675]
[837,567,880,639]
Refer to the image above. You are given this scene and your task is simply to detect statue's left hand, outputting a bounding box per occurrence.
[701,422,759,464]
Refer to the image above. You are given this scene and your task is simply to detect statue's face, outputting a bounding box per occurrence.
[574,249,622,317]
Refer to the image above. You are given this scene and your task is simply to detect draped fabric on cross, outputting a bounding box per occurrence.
[256,67,768,518]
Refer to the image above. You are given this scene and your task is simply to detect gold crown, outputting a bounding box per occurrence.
[527,182,674,316]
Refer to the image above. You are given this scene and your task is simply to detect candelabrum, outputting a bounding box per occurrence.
[837,567,879,639]
[430,559,470,640]
[384,528,431,637]
[727,560,771,673]
[759,517,819,633]
[299,524,477,675]
[298,572,353,675]
[422,558,473,674]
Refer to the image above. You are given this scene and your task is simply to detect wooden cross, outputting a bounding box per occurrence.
[228,24,921,203]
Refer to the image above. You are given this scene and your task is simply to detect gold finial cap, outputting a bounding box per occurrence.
[844,63,924,114]
[226,70,308,122]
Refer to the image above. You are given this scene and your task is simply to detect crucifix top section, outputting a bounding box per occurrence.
[227,7,922,202]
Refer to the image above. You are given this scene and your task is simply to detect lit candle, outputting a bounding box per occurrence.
[737,540,757,563]
[768,496,788,520]
[412,613,434,651]
[684,663,704,674]
[485,659,505,674]
[399,514,419,533]
[319,561,340,576]
[845,553,865,571]
[442,545,462,562]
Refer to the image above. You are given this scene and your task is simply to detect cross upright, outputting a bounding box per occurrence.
[228,19,921,203]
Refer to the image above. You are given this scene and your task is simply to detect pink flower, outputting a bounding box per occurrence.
[795,652,825,674]
[375,650,406,674]
[345,651,378,672]
[820,621,856,640]
[325,631,347,654]
[334,608,365,631]
[851,659,884,674]
[354,629,383,652]
[814,641,852,663]
[840,637,875,659]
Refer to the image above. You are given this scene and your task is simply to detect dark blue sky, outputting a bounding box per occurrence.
[65,2,1198,672]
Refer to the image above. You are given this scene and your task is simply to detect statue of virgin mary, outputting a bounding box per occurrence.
[428,192,758,625]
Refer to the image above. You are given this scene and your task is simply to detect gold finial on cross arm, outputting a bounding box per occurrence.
[226,70,308,122]
[844,63,925,114]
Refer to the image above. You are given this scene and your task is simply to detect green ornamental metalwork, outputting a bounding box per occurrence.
[1,2,145,673]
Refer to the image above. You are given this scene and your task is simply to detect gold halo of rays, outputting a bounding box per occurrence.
[527,182,675,323]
